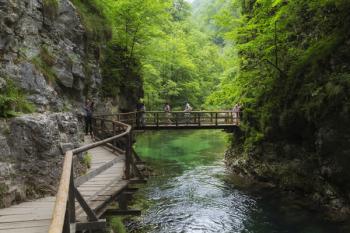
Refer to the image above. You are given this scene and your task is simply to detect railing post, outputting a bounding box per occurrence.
[210,113,213,124]
[215,113,218,126]
[198,113,201,126]
[112,122,117,147]
[63,162,76,233]
[156,113,159,127]
[175,113,178,126]
[125,133,131,179]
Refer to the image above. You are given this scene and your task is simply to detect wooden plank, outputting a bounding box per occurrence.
[0,214,51,223]
[0,225,49,233]
[75,157,121,187]
[0,208,53,216]
[0,220,51,230]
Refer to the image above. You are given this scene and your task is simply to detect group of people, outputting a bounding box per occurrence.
[136,101,194,126]
[162,102,193,124]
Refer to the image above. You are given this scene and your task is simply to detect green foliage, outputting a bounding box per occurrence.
[43,0,59,19]
[0,80,35,118]
[108,217,127,233]
[70,0,227,108]
[206,0,350,152]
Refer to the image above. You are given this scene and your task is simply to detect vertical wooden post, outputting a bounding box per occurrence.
[118,193,128,210]
[112,122,117,147]
[210,113,213,124]
[198,113,201,126]
[68,164,75,223]
[156,113,159,127]
[125,133,131,180]
[175,113,178,126]
[215,113,218,126]
[62,209,71,233]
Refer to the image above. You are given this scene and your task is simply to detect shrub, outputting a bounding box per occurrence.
[0,80,35,118]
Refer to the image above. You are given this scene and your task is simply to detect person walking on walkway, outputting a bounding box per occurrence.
[164,103,172,125]
[84,99,94,136]
[184,102,192,124]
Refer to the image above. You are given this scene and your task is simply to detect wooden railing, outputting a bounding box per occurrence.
[48,118,137,233]
[97,111,240,128]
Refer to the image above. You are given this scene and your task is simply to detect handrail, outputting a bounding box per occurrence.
[49,151,73,233]
[48,119,132,233]
[96,110,236,116]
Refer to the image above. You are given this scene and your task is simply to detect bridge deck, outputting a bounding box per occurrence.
[136,123,237,130]
[0,138,126,233]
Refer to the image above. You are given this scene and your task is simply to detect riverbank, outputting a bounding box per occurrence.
[225,139,350,223]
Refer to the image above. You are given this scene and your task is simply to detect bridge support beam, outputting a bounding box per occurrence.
[103,209,141,216]
[75,220,106,232]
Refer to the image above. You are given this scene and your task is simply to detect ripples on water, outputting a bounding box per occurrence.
[126,130,349,233]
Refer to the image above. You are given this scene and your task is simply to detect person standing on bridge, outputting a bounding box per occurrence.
[84,99,94,136]
[184,102,192,124]
[164,103,172,125]
[139,102,146,127]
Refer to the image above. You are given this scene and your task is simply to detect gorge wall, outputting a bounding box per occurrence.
[224,0,350,221]
[0,0,141,207]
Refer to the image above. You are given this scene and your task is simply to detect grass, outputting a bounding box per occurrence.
[108,217,127,233]
[82,152,92,169]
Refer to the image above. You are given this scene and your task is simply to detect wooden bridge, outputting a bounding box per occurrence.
[98,111,240,130]
[0,111,238,233]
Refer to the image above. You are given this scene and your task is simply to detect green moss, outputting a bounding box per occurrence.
[70,0,112,44]
[43,0,59,19]
[31,46,57,84]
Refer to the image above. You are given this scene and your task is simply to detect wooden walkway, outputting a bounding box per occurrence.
[0,136,134,233]
[0,110,237,233]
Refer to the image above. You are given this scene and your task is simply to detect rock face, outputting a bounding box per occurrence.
[0,113,84,207]
[0,0,102,111]
[225,134,350,221]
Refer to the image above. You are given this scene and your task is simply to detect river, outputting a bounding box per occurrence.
[123,130,348,233]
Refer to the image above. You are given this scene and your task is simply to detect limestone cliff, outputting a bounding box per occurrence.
[0,0,104,111]
[0,0,140,207]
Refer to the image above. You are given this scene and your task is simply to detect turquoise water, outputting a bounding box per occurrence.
[127,130,349,233]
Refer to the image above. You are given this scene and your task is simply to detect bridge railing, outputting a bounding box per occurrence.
[97,111,240,128]
[48,118,140,233]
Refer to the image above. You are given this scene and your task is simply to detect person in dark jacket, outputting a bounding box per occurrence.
[84,99,94,136]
